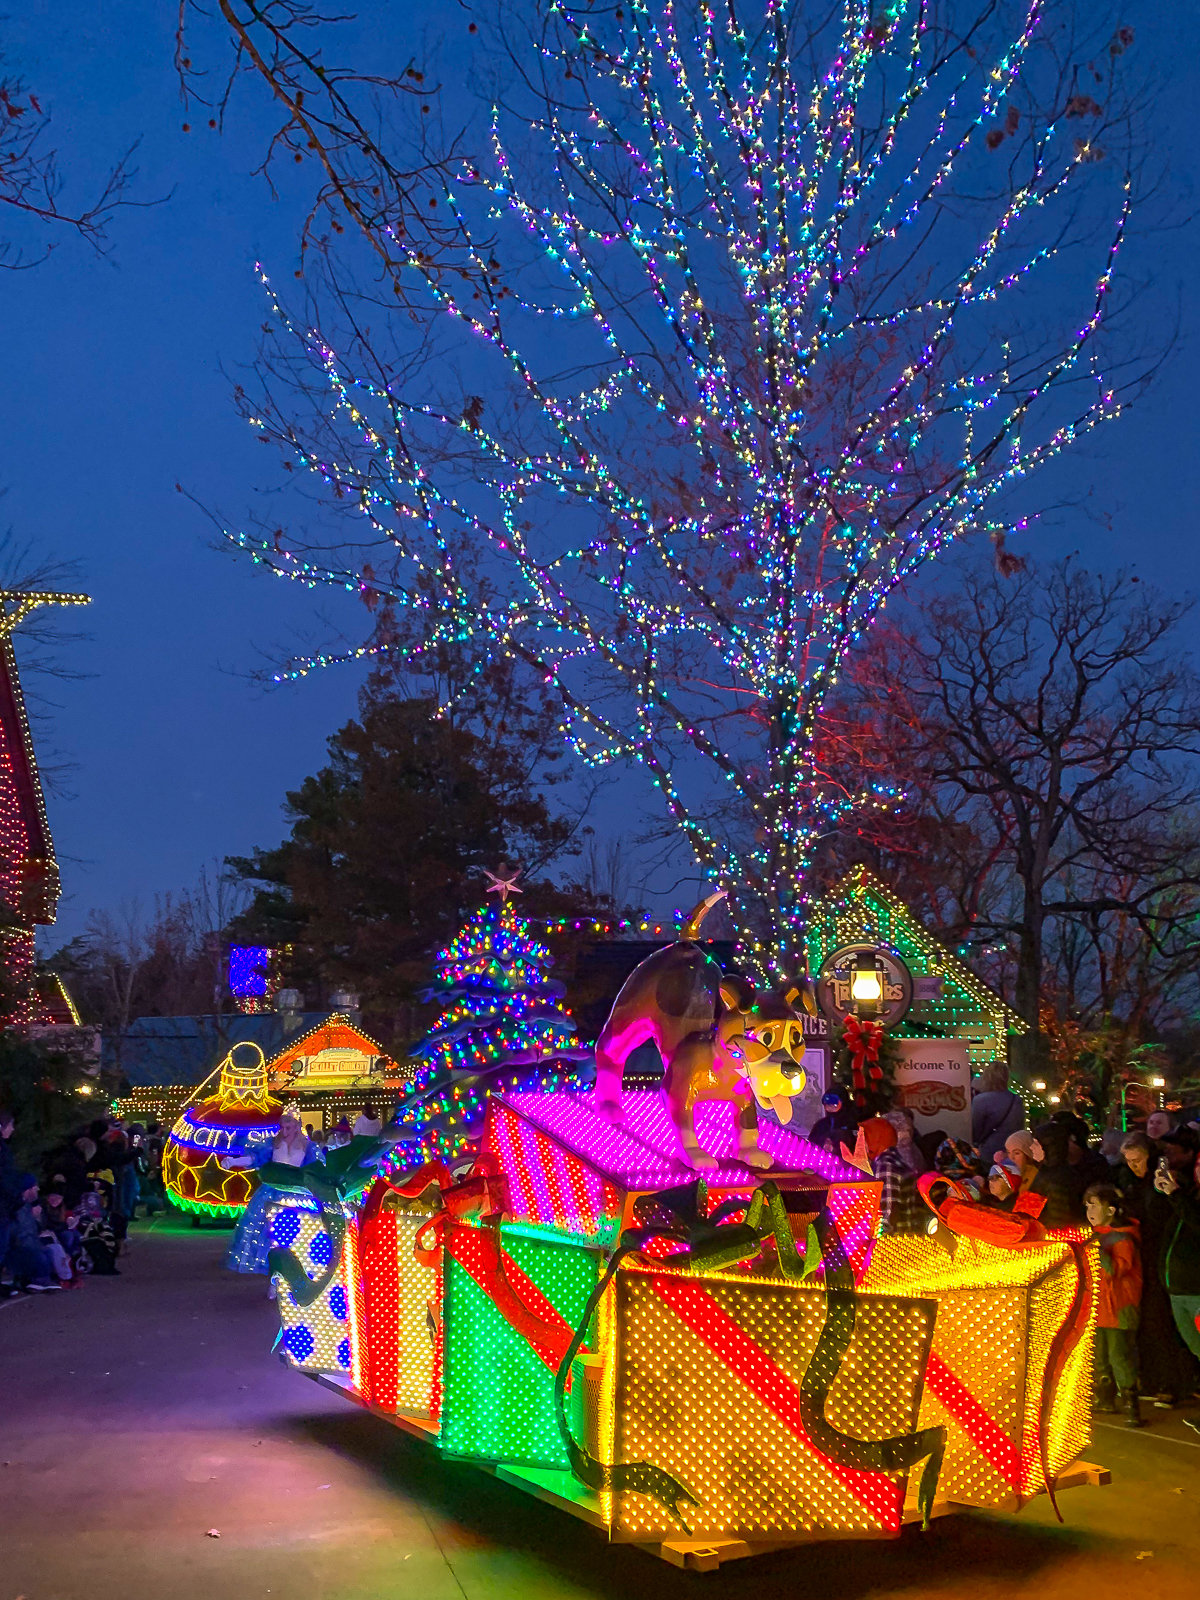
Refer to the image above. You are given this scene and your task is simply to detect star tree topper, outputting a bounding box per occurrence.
[484,866,523,905]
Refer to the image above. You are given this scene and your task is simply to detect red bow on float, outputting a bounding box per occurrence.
[842,1014,885,1105]
[363,1154,510,1265]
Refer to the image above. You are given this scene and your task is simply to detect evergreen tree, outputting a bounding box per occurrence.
[410,891,582,1095]
[396,888,589,1162]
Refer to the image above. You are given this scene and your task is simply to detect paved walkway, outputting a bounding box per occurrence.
[3,1218,1200,1600]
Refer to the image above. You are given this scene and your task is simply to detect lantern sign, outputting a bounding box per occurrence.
[817,944,913,1027]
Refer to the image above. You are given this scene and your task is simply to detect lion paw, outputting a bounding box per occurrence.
[686,1150,719,1170]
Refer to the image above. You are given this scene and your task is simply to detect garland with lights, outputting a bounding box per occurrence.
[230,0,1134,980]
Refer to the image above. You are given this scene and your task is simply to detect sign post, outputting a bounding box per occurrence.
[892,1039,972,1144]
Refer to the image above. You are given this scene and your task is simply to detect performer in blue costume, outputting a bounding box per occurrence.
[224,1108,317,1277]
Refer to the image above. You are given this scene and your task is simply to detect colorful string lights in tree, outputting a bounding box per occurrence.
[396,895,589,1163]
[230,0,1133,978]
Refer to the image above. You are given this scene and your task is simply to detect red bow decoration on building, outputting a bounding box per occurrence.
[842,1015,886,1105]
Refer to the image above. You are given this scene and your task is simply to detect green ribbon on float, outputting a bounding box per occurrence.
[554,1177,946,1531]
[553,1178,819,1530]
[263,1135,393,1308]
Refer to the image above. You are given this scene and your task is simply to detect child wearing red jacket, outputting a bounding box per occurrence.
[1086,1183,1144,1428]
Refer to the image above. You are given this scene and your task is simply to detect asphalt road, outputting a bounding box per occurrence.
[3,1218,1199,1600]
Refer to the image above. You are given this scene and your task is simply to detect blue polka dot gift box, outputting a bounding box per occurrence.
[271,1200,354,1377]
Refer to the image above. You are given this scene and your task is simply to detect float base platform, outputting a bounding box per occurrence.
[303,1372,1109,1572]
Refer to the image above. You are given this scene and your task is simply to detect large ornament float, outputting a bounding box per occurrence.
[255,900,1106,1568]
[163,1043,282,1217]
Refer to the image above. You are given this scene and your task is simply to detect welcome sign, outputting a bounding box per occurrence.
[892,1039,972,1143]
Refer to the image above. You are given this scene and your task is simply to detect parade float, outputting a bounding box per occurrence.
[162,1042,283,1217]
[254,897,1106,1569]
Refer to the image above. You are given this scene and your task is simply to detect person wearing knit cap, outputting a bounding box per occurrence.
[1005,1129,1041,1197]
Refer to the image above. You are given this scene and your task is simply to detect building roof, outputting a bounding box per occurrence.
[106,1012,332,1086]
[0,638,57,927]
[266,1013,396,1077]
[807,866,1026,1037]
[0,592,90,933]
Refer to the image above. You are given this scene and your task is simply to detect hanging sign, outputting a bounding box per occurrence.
[816,944,913,1027]
[892,1039,972,1142]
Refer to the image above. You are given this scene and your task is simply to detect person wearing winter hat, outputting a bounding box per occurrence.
[1086,1183,1145,1427]
[1000,1128,1039,1198]
[987,1158,1021,1209]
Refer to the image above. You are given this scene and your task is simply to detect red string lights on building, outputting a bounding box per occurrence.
[0,590,89,1025]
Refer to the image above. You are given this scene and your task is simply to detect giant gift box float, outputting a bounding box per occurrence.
[262,1087,1104,1569]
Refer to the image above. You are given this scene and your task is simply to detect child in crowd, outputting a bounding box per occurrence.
[77,1188,120,1275]
[1086,1182,1144,1428]
[41,1191,85,1283]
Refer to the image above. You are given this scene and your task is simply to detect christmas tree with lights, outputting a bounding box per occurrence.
[395,871,588,1164]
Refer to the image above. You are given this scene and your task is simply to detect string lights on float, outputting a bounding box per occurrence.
[162,1042,283,1218]
[394,875,591,1166]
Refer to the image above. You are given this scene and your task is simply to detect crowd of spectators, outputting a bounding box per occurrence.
[807,1067,1200,1430]
[0,1107,166,1297]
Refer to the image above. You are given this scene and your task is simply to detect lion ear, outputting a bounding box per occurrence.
[783,979,817,1018]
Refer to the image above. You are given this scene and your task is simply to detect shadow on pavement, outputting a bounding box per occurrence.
[290,1408,1114,1600]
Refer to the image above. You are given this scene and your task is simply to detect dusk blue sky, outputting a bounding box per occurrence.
[3,0,1197,950]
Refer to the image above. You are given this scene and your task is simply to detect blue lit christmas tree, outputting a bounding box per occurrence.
[394,871,588,1164]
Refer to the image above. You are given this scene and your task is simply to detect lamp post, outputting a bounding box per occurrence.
[1121,1074,1168,1131]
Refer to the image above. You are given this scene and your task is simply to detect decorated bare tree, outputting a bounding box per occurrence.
[189,0,1142,978]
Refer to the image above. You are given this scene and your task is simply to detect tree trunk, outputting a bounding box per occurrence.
[1010,900,1048,1079]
